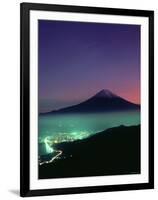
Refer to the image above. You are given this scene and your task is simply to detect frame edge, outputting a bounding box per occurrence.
[20,3,30,197]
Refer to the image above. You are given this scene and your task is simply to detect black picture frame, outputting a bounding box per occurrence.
[20,2,154,197]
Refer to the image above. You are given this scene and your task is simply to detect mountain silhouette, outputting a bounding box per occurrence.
[42,89,140,114]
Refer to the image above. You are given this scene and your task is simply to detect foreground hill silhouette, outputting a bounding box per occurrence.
[39,125,140,179]
[41,89,140,114]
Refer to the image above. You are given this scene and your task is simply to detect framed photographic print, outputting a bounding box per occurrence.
[20,3,154,197]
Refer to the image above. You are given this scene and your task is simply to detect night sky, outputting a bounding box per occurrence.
[38,20,140,113]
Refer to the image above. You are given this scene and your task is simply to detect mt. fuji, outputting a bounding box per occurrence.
[42,89,140,114]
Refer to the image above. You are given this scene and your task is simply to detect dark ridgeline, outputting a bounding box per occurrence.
[39,125,140,179]
[41,89,140,115]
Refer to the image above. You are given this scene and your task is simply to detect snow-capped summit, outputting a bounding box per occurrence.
[94,89,118,98]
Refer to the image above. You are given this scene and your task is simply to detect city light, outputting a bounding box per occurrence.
[44,137,54,153]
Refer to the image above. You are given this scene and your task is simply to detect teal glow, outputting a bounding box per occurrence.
[44,137,54,153]
[39,111,140,156]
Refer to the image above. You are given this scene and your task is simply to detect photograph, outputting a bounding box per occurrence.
[20,3,154,196]
[38,20,141,179]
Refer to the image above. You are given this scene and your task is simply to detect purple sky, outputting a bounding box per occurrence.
[38,20,140,113]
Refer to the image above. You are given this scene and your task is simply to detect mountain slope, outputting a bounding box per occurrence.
[39,125,140,178]
[42,89,140,114]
